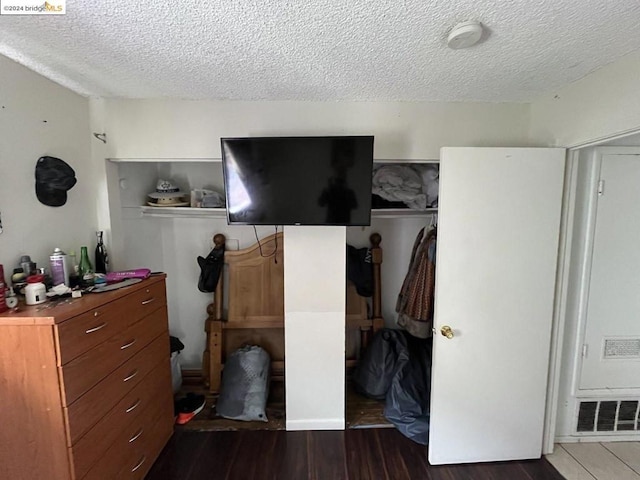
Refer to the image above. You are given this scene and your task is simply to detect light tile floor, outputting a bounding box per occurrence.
[546,442,640,480]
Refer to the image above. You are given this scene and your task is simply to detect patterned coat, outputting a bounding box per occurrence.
[396,227,437,338]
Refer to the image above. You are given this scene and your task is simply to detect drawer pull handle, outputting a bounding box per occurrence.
[131,455,146,473]
[141,297,155,305]
[120,339,136,350]
[129,428,144,443]
[93,311,100,317]
[125,398,141,413]
[85,322,107,334]
[123,369,139,382]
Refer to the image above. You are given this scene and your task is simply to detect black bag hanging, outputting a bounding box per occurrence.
[197,243,225,292]
[346,244,373,297]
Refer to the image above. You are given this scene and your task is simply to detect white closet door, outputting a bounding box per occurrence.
[428,147,565,465]
[580,153,640,390]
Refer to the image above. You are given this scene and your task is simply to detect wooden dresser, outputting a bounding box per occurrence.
[0,275,174,480]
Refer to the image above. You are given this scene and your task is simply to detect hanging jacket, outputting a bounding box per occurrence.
[396,227,437,338]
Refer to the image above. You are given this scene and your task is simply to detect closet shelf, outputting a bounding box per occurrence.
[108,157,222,163]
[139,206,437,219]
[371,208,437,218]
[110,157,439,164]
[139,206,226,218]
[373,159,439,164]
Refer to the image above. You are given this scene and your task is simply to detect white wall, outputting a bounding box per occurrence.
[284,226,346,430]
[104,100,532,159]
[530,49,640,148]
[99,99,532,369]
[0,55,94,278]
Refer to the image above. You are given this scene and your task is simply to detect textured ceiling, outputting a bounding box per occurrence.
[1,0,640,102]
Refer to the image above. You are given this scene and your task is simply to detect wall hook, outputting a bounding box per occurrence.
[93,132,107,144]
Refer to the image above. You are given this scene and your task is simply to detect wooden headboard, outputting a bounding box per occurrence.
[202,232,383,392]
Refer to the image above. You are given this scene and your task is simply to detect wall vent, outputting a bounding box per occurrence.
[603,338,640,359]
[577,400,640,433]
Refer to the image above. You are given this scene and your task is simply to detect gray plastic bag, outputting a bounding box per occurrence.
[216,345,270,422]
[383,331,432,445]
[352,329,402,400]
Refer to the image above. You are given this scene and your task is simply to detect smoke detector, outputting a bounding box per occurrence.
[447,21,484,49]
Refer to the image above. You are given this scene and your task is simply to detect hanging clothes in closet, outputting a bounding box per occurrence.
[396,225,437,339]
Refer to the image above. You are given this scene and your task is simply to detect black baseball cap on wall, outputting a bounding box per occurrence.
[35,156,77,207]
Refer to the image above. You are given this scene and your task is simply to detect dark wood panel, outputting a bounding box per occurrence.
[144,429,566,480]
[308,431,348,480]
[345,429,390,480]
[372,428,420,480]
[261,430,307,480]
[218,430,275,480]
[518,458,569,480]
[143,431,207,480]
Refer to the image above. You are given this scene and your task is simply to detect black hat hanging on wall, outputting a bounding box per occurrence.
[35,156,77,207]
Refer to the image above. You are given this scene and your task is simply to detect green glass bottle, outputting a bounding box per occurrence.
[78,246,95,288]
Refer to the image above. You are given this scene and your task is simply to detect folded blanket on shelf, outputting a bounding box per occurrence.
[372,164,439,209]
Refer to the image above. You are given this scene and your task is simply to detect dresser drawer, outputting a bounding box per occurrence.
[60,306,168,405]
[124,280,167,328]
[64,331,169,445]
[56,299,129,366]
[71,360,172,480]
[125,414,173,480]
[82,388,173,480]
[56,280,167,366]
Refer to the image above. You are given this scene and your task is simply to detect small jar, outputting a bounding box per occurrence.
[25,276,47,305]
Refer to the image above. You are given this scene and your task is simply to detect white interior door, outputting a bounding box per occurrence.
[429,147,565,465]
[580,153,640,390]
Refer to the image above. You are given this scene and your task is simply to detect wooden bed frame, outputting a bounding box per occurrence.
[202,232,384,393]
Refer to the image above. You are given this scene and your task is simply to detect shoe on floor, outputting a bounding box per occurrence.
[175,393,206,425]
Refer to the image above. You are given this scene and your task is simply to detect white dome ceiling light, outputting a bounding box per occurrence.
[447,21,484,50]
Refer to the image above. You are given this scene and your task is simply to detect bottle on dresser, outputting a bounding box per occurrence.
[49,248,71,287]
[95,231,109,274]
[78,246,95,288]
[68,250,79,288]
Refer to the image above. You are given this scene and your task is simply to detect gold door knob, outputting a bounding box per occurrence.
[440,325,454,339]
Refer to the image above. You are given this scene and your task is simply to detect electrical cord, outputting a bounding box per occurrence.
[253,225,279,263]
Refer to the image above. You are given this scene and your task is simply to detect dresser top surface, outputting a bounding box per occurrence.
[0,274,166,326]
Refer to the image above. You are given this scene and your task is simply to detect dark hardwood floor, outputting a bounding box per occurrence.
[145,428,565,480]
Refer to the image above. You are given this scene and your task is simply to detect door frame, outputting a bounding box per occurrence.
[544,144,640,452]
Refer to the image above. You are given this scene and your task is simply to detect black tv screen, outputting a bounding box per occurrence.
[221,136,374,226]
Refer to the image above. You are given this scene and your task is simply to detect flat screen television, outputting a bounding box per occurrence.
[221,136,374,226]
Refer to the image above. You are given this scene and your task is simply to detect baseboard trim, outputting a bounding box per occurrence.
[286,418,345,431]
[556,434,640,443]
